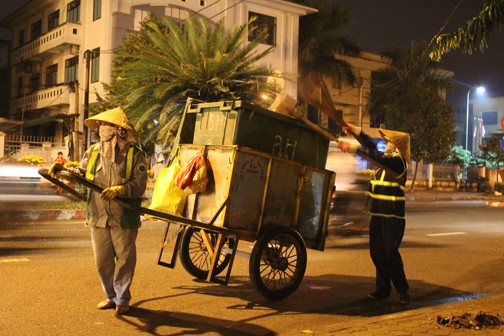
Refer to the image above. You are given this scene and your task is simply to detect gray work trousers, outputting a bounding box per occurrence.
[91,226,138,305]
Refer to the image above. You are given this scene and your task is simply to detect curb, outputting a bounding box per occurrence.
[486,201,504,207]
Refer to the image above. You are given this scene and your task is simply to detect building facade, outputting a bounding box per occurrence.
[0,0,315,158]
[471,96,504,156]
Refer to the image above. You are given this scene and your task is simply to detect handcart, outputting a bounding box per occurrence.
[40,99,335,300]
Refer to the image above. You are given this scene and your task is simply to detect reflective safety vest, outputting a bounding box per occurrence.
[363,157,407,219]
[84,143,142,229]
[85,144,136,183]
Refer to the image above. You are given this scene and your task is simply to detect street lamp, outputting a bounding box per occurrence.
[466,85,485,151]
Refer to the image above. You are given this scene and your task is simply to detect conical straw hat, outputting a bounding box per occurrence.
[84,107,138,141]
[378,129,411,164]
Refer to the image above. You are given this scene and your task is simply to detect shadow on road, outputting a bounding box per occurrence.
[120,298,275,336]
[122,273,487,334]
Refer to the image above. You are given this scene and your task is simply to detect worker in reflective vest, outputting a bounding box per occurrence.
[337,125,411,305]
[80,107,147,316]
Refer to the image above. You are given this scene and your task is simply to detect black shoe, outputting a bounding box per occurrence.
[399,292,410,304]
[368,290,390,299]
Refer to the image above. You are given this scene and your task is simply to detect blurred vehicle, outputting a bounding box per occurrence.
[0,164,57,195]
[326,141,370,235]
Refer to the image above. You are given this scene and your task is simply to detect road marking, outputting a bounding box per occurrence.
[427,232,467,237]
[0,258,30,263]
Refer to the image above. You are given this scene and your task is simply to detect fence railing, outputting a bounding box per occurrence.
[4,135,56,153]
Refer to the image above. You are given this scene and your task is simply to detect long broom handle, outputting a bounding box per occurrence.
[287,108,399,179]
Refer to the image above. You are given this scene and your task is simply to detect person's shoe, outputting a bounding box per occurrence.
[97,299,116,310]
[368,290,390,299]
[399,292,411,304]
[115,304,129,316]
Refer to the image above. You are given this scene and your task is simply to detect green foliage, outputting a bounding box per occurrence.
[430,0,504,60]
[477,134,504,169]
[297,0,361,85]
[370,40,457,164]
[445,146,473,168]
[103,14,274,145]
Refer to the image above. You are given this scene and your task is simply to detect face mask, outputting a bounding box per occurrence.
[99,125,117,142]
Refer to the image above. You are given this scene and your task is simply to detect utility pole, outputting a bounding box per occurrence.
[83,49,91,150]
[71,80,81,161]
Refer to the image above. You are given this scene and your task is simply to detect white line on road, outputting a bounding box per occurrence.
[427,232,467,237]
[0,258,30,263]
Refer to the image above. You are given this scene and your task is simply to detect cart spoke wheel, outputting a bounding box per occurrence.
[249,227,307,300]
[179,227,235,279]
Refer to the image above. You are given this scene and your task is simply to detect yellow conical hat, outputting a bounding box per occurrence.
[378,129,411,163]
[84,107,138,142]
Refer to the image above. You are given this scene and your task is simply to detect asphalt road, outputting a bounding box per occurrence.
[0,201,503,335]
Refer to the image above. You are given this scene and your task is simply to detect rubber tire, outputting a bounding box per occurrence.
[249,226,307,300]
[179,227,235,279]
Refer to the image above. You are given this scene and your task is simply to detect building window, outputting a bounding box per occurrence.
[65,56,79,83]
[48,10,60,31]
[482,111,498,125]
[328,113,342,133]
[46,64,58,87]
[17,77,23,97]
[91,48,100,83]
[30,73,40,92]
[31,20,42,40]
[93,0,102,21]
[67,0,80,23]
[307,105,318,124]
[248,12,276,46]
[18,30,25,47]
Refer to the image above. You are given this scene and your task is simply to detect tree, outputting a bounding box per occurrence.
[445,145,473,187]
[102,14,274,145]
[370,41,457,190]
[296,0,361,86]
[478,134,504,184]
[430,0,504,61]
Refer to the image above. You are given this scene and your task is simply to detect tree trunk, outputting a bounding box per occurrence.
[454,164,461,190]
[410,161,419,192]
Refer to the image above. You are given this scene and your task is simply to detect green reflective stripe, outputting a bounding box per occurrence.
[368,192,405,201]
[370,180,405,189]
[122,146,135,184]
[85,144,99,181]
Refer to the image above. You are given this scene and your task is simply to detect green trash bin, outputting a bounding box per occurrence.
[186,100,329,169]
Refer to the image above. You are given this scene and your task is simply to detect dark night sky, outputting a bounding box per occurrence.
[334,0,504,108]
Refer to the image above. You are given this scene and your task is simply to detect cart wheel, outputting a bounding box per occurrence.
[249,226,307,300]
[179,227,235,279]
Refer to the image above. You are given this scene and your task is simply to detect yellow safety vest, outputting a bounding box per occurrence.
[85,144,136,183]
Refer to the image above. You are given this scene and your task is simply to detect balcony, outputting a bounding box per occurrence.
[12,22,82,65]
[12,85,70,111]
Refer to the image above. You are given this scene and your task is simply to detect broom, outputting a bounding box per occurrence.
[295,73,399,179]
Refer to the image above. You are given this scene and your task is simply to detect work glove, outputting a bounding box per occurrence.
[337,140,358,154]
[343,123,362,136]
[48,162,64,178]
[100,185,126,201]
[337,141,349,153]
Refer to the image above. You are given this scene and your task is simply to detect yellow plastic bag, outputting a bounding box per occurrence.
[148,158,186,216]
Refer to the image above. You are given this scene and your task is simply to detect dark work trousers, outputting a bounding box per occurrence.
[369,216,409,295]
